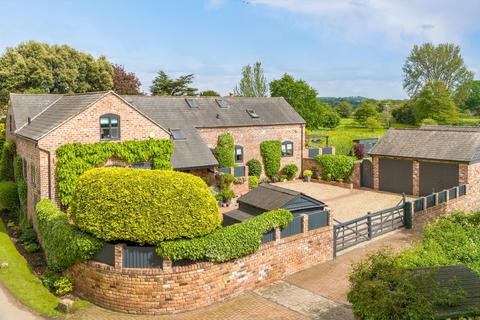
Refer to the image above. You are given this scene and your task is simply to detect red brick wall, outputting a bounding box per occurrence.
[68,222,333,315]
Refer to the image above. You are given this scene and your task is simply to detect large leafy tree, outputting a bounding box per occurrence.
[353,102,379,126]
[234,61,268,97]
[464,80,480,115]
[270,74,339,129]
[0,40,113,107]
[403,43,474,105]
[150,71,198,96]
[335,101,353,118]
[413,80,458,124]
[112,64,142,95]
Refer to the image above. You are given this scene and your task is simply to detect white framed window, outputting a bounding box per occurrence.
[281,141,294,157]
[100,114,120,140]
[235,145,244,163]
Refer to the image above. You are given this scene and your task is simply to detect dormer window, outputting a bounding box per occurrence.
[246,109,259,118]
[100,114,120,140]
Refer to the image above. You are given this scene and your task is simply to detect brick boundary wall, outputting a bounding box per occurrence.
[67,216,333,315]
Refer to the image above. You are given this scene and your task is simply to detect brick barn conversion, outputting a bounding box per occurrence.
[369,125,480,196]
[5,91,306,221]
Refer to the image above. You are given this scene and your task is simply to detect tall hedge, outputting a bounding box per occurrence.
[36,199,104,272]
[0,181,19,212]
[260,140,282,178]
[56,139,174,207]
[157,209,293,262]
[13,156,27,224]
[214,132,235,168]
[69,168,221,244]
[0,140,16,181]
[314,154,355,181]
[246,159,262,177]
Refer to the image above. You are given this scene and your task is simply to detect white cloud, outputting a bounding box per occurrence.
[205,0,227,10]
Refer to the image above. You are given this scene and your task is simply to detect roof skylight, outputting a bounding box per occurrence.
[246,109,259,118]
[185,98,199,108]
[170,128,186,140]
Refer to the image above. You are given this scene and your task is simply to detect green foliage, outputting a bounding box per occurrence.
[348,249,434,320]
[413,80,458,124]
[335,101,353,118]
[53,277,73,296]
[0,40,113,105]
[365,116,383,131]
[215,188,235,202]
[23,242,40,254]
[314,154,354,181]
[36,199,104,272]
[248,176,259,189]
[220,172,234,188]
[19,227,37,245]
[281,164,298,180]
[150,70,197,96]
[421,118,438,125]
[199,90,221,96]
[0,140,16,181]
[246,159,262,177]
[234,61,269,97]
[0,181,19,212]
[157,209,293,262]
[464,80,480,114]
[260,140,282,178]
[303,169,312,177]
[214,132,235,168]
[13,156,28,226]
[70,168,221,244]
[392,102,417,125]
[270,74,339,129]
[55,139,173,207]
[353,102,379,126]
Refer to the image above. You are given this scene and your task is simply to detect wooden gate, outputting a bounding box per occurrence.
[360,159,373,188]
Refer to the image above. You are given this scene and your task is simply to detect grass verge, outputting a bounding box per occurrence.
[0,218,62,318]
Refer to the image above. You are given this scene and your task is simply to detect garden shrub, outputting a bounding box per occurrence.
[0,140,16,181]
[36,199,104,272]
[0,181,19,212]
[69,168,221,244]
[246,159,262,177]
[248,176,259,189]
[215,188,235,202]
[281,164,298,180]
[55,139,174,207]
[214,132,235,168]
[352,143,365,160]
[53,277,73,296]
[314,154,355,181]
[220,173,234,188]
[157,209,293,262]
[13,156,27,226]
[260,141,281,178]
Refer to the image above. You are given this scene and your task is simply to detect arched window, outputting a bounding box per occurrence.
[281,141,293,157]
[235,145,244,163]
[100,114,120,140]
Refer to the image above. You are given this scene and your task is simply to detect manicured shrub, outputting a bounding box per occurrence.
[248,176,259,189]
[260,140,282,178]
[246,159,262,177]
[281,164,298,180]
[157,209,293,262]
[55,139,174,207]
[13,156,27,226]
[221,173,234,188]
[0,181,19,212]
[0,140,16,181]
[314,154,355,181]
[214,132,235,168]
[36,199,104,272]
[69,168,221,244]
[215,188,235,202]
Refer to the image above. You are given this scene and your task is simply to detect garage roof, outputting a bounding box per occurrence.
[369,128,480,163]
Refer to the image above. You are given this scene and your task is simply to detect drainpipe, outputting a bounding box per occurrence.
[37,146,52,200]
[301,124,305,175]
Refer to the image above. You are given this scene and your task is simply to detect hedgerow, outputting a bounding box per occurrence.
[36,199,104,272]
[246,159,262,177]
[0,181,19,212]
[69,168,221,244]
[55,139,173,207]
[314,154,355,181]
[156,209,292,262]
[214,132,235,168]
[260,141,281,178]
[0,140,16,181]
[13,156,27,225]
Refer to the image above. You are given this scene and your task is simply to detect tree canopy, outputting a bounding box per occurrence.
[464,80,480,115]
[353,102,379,126]
[234,61,268,97]
[199,90,221,97]
[402,43,473,105]
[335,101,353,118]
[0,40,113,107]
[150,71,198,96]
[112,64,142,95]
[270,74,339,129]
[413,80,458,124]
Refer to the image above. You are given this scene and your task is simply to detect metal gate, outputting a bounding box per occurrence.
[360,159,373,188]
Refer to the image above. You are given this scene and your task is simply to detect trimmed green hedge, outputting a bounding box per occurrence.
[13,156,27,225]
[36,199,104,272]
[69,168,221,244]
[246,159,262,177]
[56,139,174,207]
[0,140,16,181]
[156,209,293,262]
[248,176,259,189]
[214,132,235,168]
[282,164,298,180]
[0,181,19,212]
[314,154,355,181]
[260,141,282,178]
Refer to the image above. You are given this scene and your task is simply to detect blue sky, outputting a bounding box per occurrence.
[0,0,479,99]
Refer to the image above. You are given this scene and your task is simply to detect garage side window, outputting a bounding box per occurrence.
[281,141,293,157]
[100,114,120,140]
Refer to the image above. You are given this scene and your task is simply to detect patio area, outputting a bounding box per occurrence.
[274,181,413,222]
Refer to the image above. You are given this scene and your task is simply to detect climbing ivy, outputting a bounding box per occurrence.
[55,139,174,207]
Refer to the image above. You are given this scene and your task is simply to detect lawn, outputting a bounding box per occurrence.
[0,219,62,318]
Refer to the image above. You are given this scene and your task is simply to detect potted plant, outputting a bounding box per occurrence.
[303,170,312,182]
[216,188,235,207]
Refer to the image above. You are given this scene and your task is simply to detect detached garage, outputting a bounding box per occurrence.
[369,126,480,196]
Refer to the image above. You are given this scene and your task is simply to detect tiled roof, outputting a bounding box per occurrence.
[237,184,302,211]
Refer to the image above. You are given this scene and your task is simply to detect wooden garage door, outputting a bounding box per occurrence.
[419,162,458,196]
[379,158,413,194]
